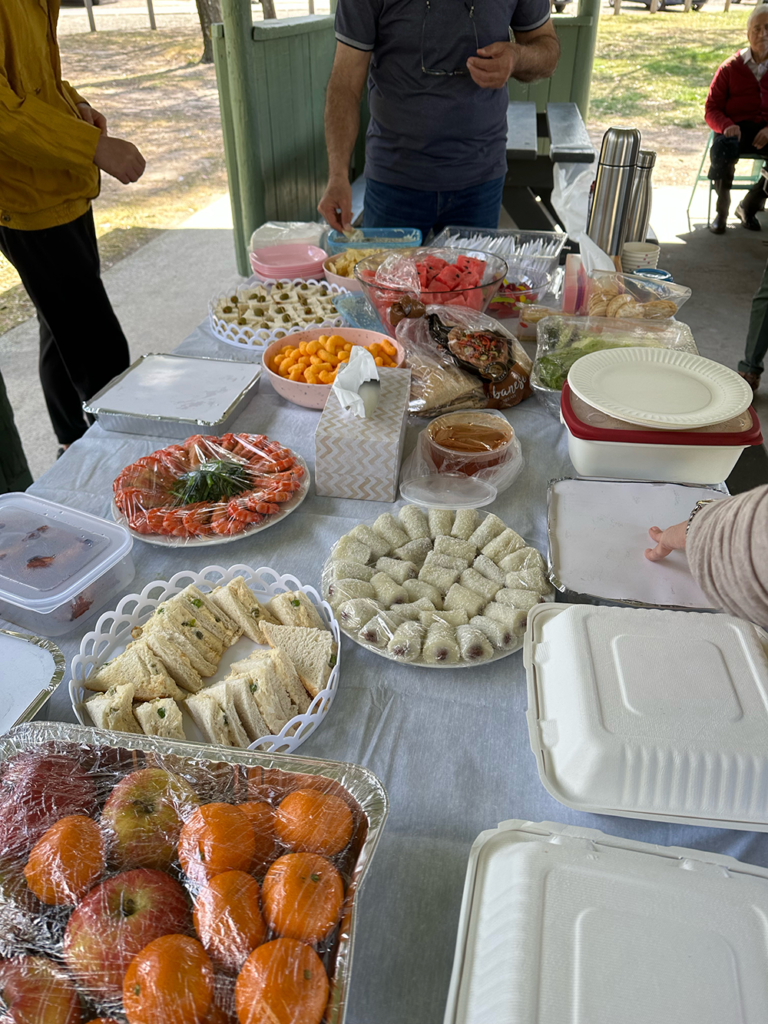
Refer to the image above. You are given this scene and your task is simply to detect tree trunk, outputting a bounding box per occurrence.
[261,0,277,18]
[195,0,222,64]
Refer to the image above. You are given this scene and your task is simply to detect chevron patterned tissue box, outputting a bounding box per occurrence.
[314,367,412,501]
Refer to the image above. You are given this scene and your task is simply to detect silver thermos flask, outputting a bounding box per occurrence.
[624,150,656,244]
[586,127,641,256]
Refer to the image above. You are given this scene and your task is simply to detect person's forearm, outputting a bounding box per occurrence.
[510,35,560,83]
[325,75,361,182]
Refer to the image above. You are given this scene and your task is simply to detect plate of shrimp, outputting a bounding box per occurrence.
[111,432,310,546]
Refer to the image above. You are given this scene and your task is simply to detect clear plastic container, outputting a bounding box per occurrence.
[431,226,567,277]
[0,494,134,637]
[325,227,422,256]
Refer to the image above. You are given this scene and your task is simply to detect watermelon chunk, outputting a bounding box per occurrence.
[422,280,450,294]
[417,264,429,290]
[434,265,463,290]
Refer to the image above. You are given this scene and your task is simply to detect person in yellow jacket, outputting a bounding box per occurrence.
[0,0,146,453]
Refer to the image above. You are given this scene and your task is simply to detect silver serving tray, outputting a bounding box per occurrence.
[83,353,262,439]
[0,722,387,1024]
[0,629,64,727]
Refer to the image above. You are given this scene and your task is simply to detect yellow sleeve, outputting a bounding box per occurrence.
[0,74,100,173]
[62,79,88,108]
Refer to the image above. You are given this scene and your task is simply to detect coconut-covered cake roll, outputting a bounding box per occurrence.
[349,524,391,559]
[336,597,383,631]
[460,567,501,603]
[394,538,433,566]
[359,611,405,648]
[451,508,480,540]
[418,563,461,595]
[433,535,476,563]
[387,621,426,662]
[327,560,376,583]
[419,609,469,628]
[399,504,430,541]
[456,624,494,663]
[332,535,371,565]
[495,588,542,613]
[395,598,437,621]
[498,547,546,574]
[423,551,470,572]
[370,571,409,607]
[468,513,506,550]
[422,622,460,665]
[327,578,376,609]
[485,602,528,633]
[403,578,444,609]
[372,513,409,550]
[375,557,419,585]
[443,583,486,619]
[473,554,507,587]
[469,614,520,650]
[428,509,454,539]
[482,528,526,563]
[504,568,553,596]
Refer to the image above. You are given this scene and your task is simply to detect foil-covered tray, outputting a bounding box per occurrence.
[0,722,388,1024]
[0,629,64,727]
[83,353,261,439]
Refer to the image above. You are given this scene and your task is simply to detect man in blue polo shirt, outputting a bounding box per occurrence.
[318,0,559,239]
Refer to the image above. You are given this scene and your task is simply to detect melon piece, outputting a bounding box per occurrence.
[434,265,463,290]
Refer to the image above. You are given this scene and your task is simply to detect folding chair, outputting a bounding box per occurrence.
[686,129,765,230]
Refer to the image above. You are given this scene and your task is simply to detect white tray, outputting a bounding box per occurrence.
[547,477,727,609]
[208,277,349,353]
[444,819,768,1024]
[70,564,341,755]
[0,629,64,729]
[524,603,768,830]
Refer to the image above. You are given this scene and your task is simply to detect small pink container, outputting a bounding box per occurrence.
[249,244,328,280]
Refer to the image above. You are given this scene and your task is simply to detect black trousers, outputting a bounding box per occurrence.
[0,209,130,444]
[0,370,32,493]
[708,120,768,181]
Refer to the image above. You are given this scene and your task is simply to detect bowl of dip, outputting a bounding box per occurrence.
[426,411,516,477]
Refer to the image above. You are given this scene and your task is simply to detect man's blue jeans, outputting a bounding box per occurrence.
[363,175,506,241]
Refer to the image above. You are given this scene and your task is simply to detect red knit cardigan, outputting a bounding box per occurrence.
[705,52,768,134]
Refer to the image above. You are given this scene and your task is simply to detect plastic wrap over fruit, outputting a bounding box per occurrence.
[112,433,309,543]
[0,722,386,1024]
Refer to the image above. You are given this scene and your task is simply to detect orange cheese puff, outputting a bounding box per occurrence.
[343,342,353,351]
[288,367,303,381]
[337,354,349,364]
[368,343,382,356]
[279,365,291,378]
[314,361,333,373]
[297,357,310,370]
[325,337,338,354]
[317,348,332,362]
[309,355,322,366]
[374,356,384,367]
[307,340,320,355]
[381,339,397,356]
[298,341,308,353]
[319,370,334,384]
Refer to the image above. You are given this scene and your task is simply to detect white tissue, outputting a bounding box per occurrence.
[332,347,380,418]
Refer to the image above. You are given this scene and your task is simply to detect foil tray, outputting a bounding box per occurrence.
[0,722,388,1024]
[0,629,65,727]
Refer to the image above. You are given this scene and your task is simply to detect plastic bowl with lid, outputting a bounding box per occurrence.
[426,411,517,477]
[262,328,406,410]
[354,248,507,329]
[560,380,762,485]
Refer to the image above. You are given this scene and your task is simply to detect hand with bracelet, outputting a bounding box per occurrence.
[644,500,715,562]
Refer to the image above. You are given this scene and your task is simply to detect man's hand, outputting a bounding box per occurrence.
[318,175,353,233]
[467,41,515,90]
[724,124,742,140]
[644,521,687,562]
[754,126,768,150]
[77,102,108,134]
[94,135,146,184]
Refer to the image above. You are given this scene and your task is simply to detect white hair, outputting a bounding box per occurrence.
[747,5,768,32]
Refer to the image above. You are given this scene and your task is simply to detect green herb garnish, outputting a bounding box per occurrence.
[304,969,312,980]
[329,653,337,668]
[291,599,301,607]
[191,598,203,608]
[157,707,166,719]
[170,459,250,507]
[310,873,320,883]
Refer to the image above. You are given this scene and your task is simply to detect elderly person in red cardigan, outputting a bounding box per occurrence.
[705,6,768,234]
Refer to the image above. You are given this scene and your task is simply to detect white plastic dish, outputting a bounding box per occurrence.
[0,494,135,637]
[0,629,64,729]
[524,603,768,830]
[70,563,341,755]
[567,347,754,430]
[444,818,768,1024]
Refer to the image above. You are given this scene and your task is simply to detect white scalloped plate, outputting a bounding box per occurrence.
[111,454,310,548]
[208,277,350,354]
[567,347,753,430]
[70,564,340,755]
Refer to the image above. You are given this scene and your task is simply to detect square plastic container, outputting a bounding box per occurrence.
[431,226,567,277]
[444,818,768,1024]
[524,603,768,829]
[561,381,762,484]
[0,494,134,637]
[325,227,422,256]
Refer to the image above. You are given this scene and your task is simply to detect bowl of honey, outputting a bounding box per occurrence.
[426,411,515,478]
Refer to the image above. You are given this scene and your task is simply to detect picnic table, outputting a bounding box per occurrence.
[15,315,768,1024]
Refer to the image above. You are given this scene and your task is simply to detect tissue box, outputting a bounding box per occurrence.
[315,367,412,501]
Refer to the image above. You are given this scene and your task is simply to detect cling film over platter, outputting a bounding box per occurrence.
[395,306,533,417]
[0,722,387,1024]
[112,433,308,543]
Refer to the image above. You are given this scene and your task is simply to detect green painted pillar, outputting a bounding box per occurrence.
[221,0,264,275]
[571,0,601,120]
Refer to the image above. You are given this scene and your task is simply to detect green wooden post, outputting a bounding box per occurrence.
[570,0,601,120]
[221,0,265,276]
[212,24,247,275]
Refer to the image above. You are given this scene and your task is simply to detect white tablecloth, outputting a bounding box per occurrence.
[20,321,768,1024]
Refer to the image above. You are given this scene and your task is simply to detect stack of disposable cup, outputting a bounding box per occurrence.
[621,241,660,271]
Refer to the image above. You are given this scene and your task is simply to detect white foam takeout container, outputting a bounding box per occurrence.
[444,819,768,1024]
[524,603,768,830]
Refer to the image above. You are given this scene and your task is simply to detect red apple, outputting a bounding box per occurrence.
[62,868,190,1002]
[101,768,198,871]
[0,955,82,1024]
[0,752,97,859]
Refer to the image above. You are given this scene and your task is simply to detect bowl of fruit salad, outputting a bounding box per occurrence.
[354,248,507,329]
[487,261,552,321]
